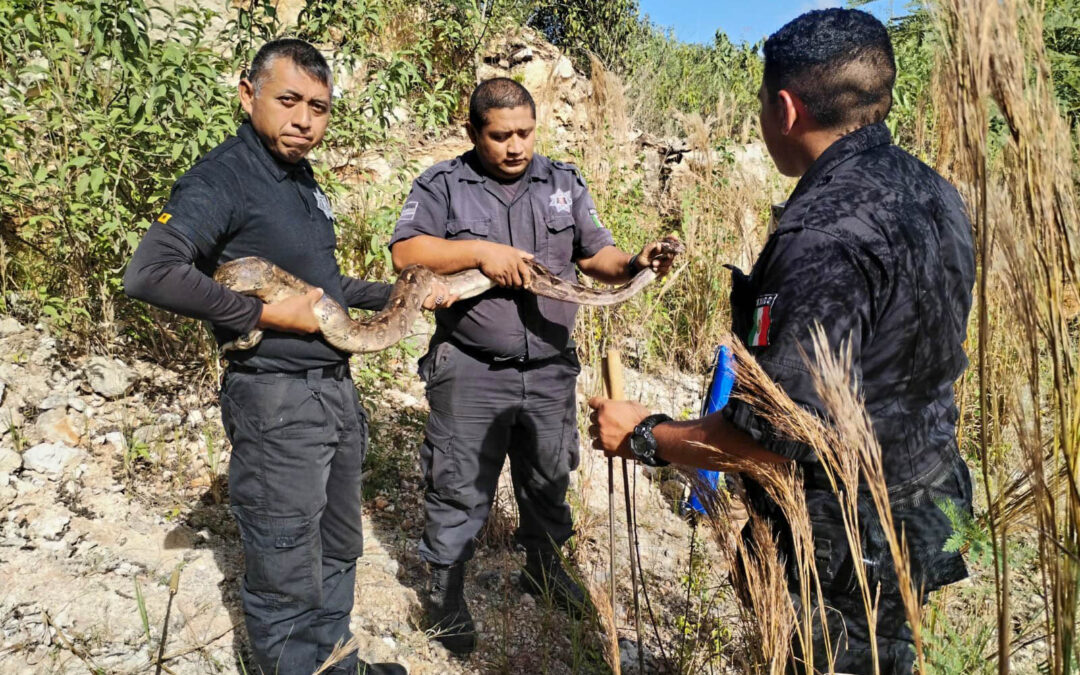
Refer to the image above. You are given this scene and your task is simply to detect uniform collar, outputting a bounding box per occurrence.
[786,122,892,208]
[238,121,313,182]
[457,150,552,183]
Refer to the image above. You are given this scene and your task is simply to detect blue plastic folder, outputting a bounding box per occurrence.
[686,345,735,514]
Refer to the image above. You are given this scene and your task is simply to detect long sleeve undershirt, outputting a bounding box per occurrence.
[123,223,391,334]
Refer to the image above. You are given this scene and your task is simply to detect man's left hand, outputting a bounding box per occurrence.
[587,397,653,460]
[633,239,677,278]
[422,281,458,311]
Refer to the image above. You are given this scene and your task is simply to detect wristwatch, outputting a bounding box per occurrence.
[629,414,672,467]
[627,252,642,276]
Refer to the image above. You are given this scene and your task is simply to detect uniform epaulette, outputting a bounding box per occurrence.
[549,159,586,187]
[416,157,461,184]
[549,159,579,174]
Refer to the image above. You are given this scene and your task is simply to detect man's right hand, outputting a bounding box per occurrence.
[475,242,535,288]
[257,287,324,334]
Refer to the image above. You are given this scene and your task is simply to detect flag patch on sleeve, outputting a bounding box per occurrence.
[748,294,777,347]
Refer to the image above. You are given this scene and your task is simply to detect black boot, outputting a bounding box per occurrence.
[427,563,477,656]
[520,549,588,619]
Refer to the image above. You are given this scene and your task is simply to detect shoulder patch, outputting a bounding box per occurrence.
[748,294,777,347]
[399,201,419,222]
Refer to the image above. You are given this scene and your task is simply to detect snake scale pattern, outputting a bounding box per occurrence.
[213,237,684,354]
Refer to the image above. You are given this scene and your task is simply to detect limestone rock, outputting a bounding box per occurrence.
[509,47,533,65]
[0,447,21,476]
[24,506,71,541]
[0,317,23,336]
[22,442,81,476]
[34,408,85,445]
[36,393,68,411]
[84,356,134,399]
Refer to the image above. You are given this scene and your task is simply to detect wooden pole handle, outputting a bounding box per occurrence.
[602,349,625,401]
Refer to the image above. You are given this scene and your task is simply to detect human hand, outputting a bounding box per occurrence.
[587,397,653,460]
[476,242,535,288]
[632,237,680,278]
[257,287,323,334]
[422,281,459,311]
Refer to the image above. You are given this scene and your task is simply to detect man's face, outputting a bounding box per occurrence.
[758,83,800,178]
[239,57,331,164]
[467,106,536,180]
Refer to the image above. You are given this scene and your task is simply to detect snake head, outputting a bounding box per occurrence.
[658,235,686,257]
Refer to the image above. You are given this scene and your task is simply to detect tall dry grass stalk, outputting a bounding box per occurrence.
[936,0,1080,670]
[686,332,931,673]
[587,578,623,675]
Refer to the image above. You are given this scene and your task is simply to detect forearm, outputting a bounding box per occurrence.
[653,411,791,469]
[577,245,635,284]
[123,224,262,334]
[341,276,392,311]
[391,235,489,274]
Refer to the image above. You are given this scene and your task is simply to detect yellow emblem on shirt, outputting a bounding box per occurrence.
[157,213,172,224]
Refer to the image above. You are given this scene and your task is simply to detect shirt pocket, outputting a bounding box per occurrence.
[543,215,575,273]
[446,217,491,240]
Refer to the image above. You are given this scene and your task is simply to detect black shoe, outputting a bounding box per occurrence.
[427,563,477,656]
[520,549,588,619]
[358,661,408,675]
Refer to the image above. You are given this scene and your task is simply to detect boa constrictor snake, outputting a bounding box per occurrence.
[213,237,684,354]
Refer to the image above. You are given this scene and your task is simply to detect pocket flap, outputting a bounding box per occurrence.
[545,215,575,233]
[447,218,491,236]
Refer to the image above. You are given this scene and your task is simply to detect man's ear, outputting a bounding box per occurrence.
[776,89,804,136]
[238,78,255,116]
[465,121,478,145]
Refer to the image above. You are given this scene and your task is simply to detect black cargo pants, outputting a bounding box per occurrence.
[220,364,367,674]
[779,450,973,674]
[417,341,581,565]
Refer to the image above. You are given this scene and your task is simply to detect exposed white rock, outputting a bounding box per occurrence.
[84,356,134,399]
[21,443,81,476]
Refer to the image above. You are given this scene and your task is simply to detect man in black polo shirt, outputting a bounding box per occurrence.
[124,39,439,674]
[589,10,975,674]
[389,78,675,655]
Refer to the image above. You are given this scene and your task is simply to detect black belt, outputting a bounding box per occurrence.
[227,362,351,380]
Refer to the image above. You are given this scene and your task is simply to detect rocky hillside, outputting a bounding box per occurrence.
[0,14,767,673]
[0,304,738,674]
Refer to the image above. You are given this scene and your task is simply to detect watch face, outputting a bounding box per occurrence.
[629,431,647,457]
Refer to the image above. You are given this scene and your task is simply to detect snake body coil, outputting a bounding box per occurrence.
[213,238,683,354]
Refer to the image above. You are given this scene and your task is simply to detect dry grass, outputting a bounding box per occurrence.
[935,0,1080,670]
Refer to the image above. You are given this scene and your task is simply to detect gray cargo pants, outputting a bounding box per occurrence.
[220,365,366,674]
[417,341,581,565]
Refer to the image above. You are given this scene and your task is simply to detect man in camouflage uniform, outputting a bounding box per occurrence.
[589,9,974,674]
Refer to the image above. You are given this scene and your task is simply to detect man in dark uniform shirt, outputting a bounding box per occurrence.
[589,10,974,674]
[389,78,675,655]
[123,39,444,674]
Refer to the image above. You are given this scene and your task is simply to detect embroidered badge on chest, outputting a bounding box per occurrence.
[748,294,777,347]
[549,188,573,213]
[313,189,334,221]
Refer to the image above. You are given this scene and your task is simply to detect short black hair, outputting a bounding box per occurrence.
[763,9,896,129]
[246,38,332,94]
[468,78,536,130]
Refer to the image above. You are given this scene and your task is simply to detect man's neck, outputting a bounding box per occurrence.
[794,127,848,177]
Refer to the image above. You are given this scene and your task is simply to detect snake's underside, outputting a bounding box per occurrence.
[213,238,683,354]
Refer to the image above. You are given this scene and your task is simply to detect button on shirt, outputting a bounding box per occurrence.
[389,151,615,362]
[723,122,976,486]
[125,122,391,371]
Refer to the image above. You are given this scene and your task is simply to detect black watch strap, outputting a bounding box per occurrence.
[630,413,672,467]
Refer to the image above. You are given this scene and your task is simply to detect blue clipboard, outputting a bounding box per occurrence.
[686,345,735,514]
